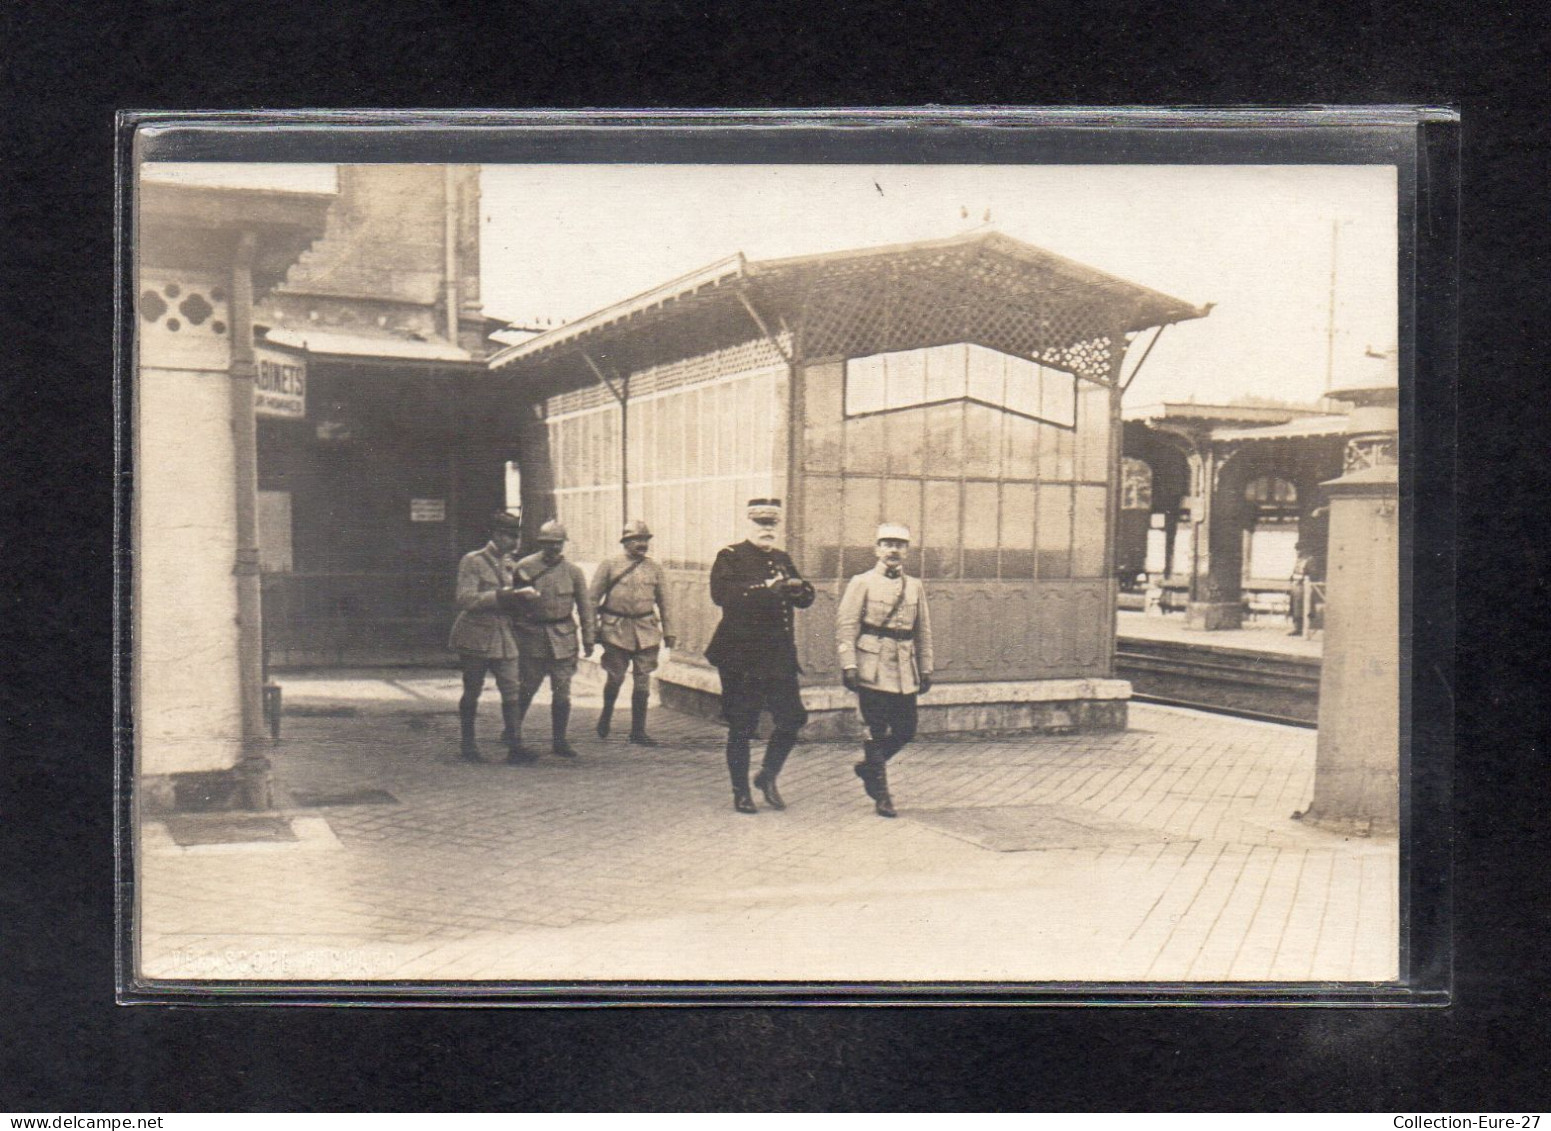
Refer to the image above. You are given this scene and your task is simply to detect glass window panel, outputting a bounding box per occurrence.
[1003,413,1037,480]
[1072,484,1109,577]
[924,343,967,402]
[666,391,686,478]
[841,476,882,575]
[924,401,964,468]
[962,402,1001,478]
[885,349,926,409]
[804,474,843,550]
[1000,481,1036,551]
[1037,485,1073,578]
[1005,355,1040,418]
[805,421,843,473]
[683,387,702,478]
[923,479,961,579]
[882,477,923,548]
[804,361,844,423]
[716,383,738,479]
[884,407,927,477]
[845,355,886,416]
[845,411,887,475]
[1041,368,1077,428]
[962,480,999,578]
[1078,385,1112,482]
[966,343,1005,405]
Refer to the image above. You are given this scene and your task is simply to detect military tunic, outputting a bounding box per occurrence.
[449,544,521,659]
[510,550,596,661]
[589,554,671,652]
[704,540,815,676]
[835,564,934,694]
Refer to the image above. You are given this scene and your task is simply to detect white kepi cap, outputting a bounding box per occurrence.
[876,522,912,543]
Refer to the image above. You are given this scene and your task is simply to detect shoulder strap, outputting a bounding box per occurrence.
[874,574,910,627]
[598,557,644,603]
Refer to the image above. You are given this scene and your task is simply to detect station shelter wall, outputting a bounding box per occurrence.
[793,343,1117,683]
[545,337,789,666]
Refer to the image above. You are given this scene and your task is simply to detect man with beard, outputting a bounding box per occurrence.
[704,498,815,814]
[449,510,526,763]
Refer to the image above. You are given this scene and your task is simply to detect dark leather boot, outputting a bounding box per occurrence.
[628,689,657,746]
[458,703,483,763]
[727,734,755,812]
[597,682,619,738]
[506,690,538,763]
[752,769,785,810]
[551,699,578,758]
[854,740,879,798]
[872,763,897,818]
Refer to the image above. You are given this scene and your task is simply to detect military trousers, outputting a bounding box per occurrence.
[856,687,918,762]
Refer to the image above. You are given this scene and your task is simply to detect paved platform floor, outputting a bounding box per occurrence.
[134,671,1395,986]
[1117,610,1324,659]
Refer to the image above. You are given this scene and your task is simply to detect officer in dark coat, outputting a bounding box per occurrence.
[704,497,816,814]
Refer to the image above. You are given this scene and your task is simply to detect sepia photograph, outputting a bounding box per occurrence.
[126,129,1410,991]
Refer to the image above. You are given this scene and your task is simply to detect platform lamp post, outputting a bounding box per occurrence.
[1299,373,1399,835]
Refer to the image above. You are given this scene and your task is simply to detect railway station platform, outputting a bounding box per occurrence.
[1115,611,1322,725]
[134,665,1394,987]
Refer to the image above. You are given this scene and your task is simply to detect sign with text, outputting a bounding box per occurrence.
[410,498,447,523]
[254,347,307,418]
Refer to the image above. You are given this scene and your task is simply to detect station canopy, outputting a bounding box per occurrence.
[489,230,1210,395]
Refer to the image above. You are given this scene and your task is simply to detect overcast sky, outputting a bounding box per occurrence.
[145,161,1398,406]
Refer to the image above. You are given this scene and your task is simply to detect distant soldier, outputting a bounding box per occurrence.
[507,519,596,761]
[589,519,675,746]
[449,510,526,763]
[704,498,816,814]
[835,522,934,818]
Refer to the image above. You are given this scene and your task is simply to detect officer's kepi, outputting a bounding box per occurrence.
[876,522,911,543]
[747,497,782,525]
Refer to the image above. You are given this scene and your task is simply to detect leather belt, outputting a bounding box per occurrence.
[600,607,654,619]
[860,623,913,641]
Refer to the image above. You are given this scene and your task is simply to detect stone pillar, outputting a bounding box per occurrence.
[1185,445,1244,630]
[135,181,330,811]
[1301,402,1400,835]
[137,266,249,807]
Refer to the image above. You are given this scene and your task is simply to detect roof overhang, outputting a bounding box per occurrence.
[137,180,335,296]
[490,231,1210,397]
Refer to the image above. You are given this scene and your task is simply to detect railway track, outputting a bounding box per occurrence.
[1114,636,1320,727]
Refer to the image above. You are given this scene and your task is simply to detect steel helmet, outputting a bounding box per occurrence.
[620,518,653,542]
[535,519,568,543]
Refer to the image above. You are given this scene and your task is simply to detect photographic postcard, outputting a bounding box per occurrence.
[123,112,1444,1000]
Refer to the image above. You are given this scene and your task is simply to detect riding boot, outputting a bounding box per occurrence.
[872,761,897,818]
[458,700,483,762]
[505,688,539,763]
[628,688,657,746]
[551,698,578,758]
[726,733,756,813]
[854,739,880,799]
[597,682,620,738]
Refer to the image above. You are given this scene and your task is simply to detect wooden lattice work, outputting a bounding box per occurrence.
[787,245,1124,383]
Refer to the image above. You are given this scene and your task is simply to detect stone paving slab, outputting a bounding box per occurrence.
[135,674,1397,986]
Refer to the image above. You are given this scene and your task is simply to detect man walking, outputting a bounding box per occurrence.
[449,510,526,763]
[589,519,675,746]
[704,498,815,814]
[508,519,596,761]
[836,522,934,818]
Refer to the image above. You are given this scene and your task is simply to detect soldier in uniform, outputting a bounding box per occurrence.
[449,510,526,763]
[507,519,596,761]
[835,522,934,817]
[704,498,816,814]
[589,519,675,746]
